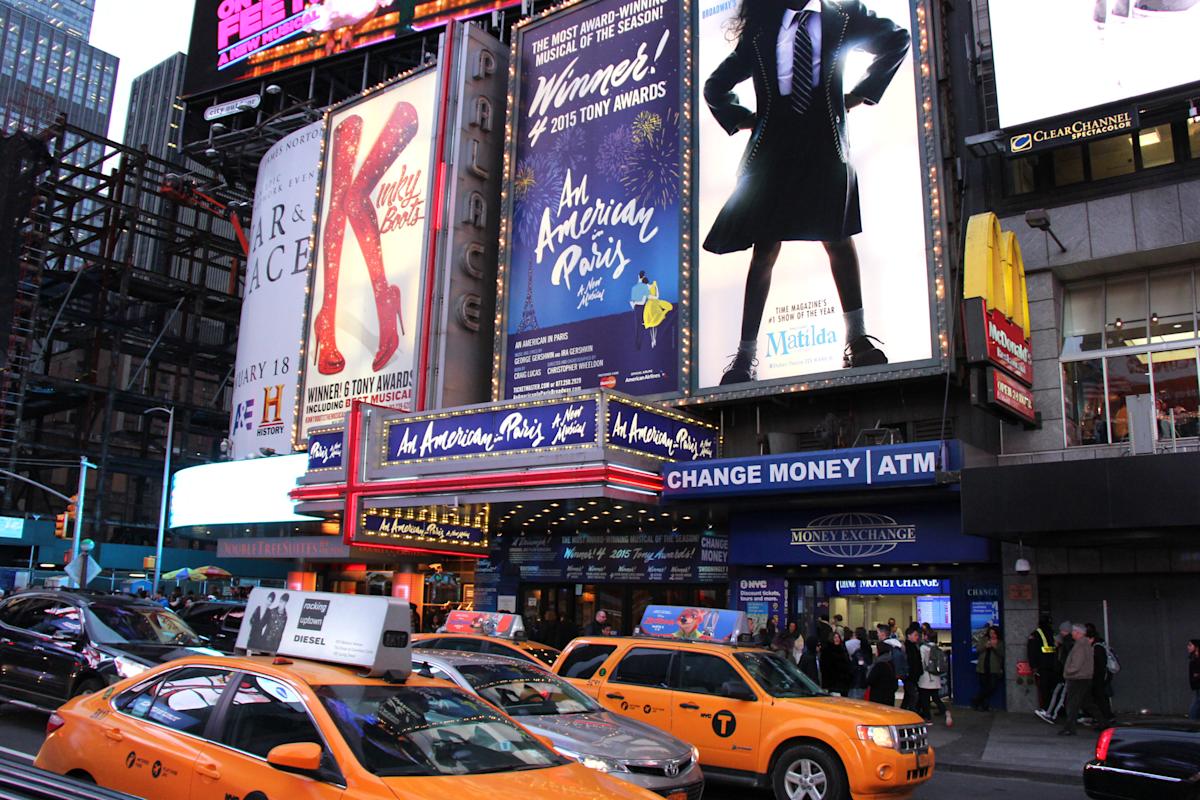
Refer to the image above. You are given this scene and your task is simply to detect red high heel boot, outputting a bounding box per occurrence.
[312,115,361,376]
[372,285,404,372]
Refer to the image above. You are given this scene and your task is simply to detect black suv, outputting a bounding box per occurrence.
[0,590,216,709]
[178,600,245,653]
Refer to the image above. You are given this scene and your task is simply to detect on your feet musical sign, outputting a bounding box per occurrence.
[498,0,687,400]
[298,67,440,443]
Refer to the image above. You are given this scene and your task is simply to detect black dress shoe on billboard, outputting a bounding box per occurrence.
[844,335,889,369]
[720,352,757,385]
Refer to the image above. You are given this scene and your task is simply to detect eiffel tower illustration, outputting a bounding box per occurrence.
[516,260,539,333]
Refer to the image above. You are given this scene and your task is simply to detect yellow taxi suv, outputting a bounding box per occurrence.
[413,610,560,666]
[552,606,934,800]
[34,589,664,800]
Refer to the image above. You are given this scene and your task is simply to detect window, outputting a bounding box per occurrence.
[1052,146,1085,186]
[1150,271,1196,344]
[144,668,232,736]
[115,679,159,719]
[219,674,322,759]
[1063,283,1104,355]
[1105,277,1147,349]
[610,648,673,688]
[28,602,81,638]
[1150,350,1200,439]
[480,641,534,662]
[1088,134,1135,180]
[0,597,31,627]
[676,653,743,696]
[1138,124,1175,169]
[1190,118,1200,159]
[556,643,616,680]
[1106,354,1152,442]
[1063,359,1108,446]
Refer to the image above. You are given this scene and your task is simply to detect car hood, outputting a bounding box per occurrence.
[517,711,691,761]
[382,763,657,800]
[100,642,224,664]
[779,695,927,726]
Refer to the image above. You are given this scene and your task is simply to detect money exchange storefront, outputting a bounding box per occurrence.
[663,441,1002,707]
[292,390,724,641]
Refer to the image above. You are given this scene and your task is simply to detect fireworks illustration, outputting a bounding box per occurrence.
[597,125,633,177]
[512,150,564,245]
[551,124,588,173]
[620,111,681,208]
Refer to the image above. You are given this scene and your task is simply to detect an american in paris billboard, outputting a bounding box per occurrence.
[989,0,1200,129]
[498,0,686,400]
[694,0,939,395]
[297,67,440,443]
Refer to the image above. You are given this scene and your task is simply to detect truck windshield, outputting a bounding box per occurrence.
[734,651,827,698]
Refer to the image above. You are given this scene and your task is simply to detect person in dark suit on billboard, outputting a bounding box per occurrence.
[703,0,910,384]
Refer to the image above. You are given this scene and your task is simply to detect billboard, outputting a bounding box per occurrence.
[499,0,686,399]
[695,0,937,394]
[183,1,524,97]
[230,121,323,459]
[989,0,1200,129]
[297,67,440,443]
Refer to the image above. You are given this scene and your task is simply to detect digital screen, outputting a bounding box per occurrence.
[169,454,320,527]
[695,0,935,393]
[989,0,1200,128]
[916,594,951,630]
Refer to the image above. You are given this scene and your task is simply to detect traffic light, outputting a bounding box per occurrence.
[53,513,68,538]
[54,495,78,539]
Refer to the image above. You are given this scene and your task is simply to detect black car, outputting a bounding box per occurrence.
[0,589,219,709]
[177,600,245,653]
[1084,721,1200,800]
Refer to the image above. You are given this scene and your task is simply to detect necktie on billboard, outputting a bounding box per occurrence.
[791,11,815,115]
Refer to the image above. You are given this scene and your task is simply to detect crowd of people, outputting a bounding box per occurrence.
[1026,616,1118,735]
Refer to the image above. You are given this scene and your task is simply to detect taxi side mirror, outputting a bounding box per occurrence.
[266,742,323,774]
[720,680,757,702]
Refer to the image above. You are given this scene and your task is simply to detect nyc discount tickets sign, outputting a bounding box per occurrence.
[499,0,686,399]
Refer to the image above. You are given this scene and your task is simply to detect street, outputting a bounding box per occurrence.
[0,702,1086,799]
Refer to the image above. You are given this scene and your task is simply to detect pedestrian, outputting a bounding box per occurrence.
[848,627,873,699]
[823,631,854,696]
[832,614,848,641]
[972,625,1004,711]
[902,624,924,712]
[584,609,608,637]
[1037,621,1075,723]
[1188,639,1200,720]
[1086,624,1116,726]
[866,642,898,706]
[1027,615,1060,714]
[815,615,834,645]
[877,623,907,680]
[1059,623,1106,736]
[918,631,948,720]
[757,615,778,647]
[887,617,898,636]
[798,635,823,687]
[773,620,799,653]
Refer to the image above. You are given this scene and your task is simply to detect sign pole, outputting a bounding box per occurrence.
[70,455,89,581]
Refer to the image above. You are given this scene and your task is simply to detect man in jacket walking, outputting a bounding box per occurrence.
[1059,623,1105,736]
[902,624,924,712]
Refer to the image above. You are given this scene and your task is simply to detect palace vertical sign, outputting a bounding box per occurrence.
[963,213,1036,425]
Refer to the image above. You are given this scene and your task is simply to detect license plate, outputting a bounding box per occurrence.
[915,751,926,769]
[667,792,687,800]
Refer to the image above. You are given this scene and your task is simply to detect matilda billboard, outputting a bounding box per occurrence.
[229,121,323,459]
[695,0,940,394]
[297,67,440,443]
[498,0,686,400]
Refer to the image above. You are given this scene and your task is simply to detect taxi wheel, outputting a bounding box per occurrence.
[772,744,847,800]
[71,679,104,698]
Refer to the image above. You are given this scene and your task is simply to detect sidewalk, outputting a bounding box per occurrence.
[926,708,1098,784]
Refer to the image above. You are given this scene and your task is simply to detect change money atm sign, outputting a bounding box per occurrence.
[963,213,1036,425]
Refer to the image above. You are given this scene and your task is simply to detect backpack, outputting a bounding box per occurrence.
[890,642,908,677]
[1103,643,1121,675]
[926,645,948,676]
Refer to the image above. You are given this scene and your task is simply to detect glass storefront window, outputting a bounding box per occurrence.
[1063,283,1104,355]
[1189,118,1200,159]
[1138,124,1175,169]
[1151,349,1200,440]
[1089,134,1136,180]
[1106,355,1151,442]
[1063,359,1108,446]
[1007,156,1035,195]
[1150,271,1196,344]
[1105,276,1148,349]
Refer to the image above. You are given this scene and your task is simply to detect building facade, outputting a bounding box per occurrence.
[2,0,93,38]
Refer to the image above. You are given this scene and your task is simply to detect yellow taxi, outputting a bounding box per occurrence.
[34,590,662,800]
[553,606,934,800]
[413,610,560,666]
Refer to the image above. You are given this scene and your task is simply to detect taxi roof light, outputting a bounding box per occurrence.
[438,610,526,640]
[636,605,751,644]
[236,588,412,679]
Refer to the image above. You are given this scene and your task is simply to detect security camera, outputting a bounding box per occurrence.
[1015,557,1031,575]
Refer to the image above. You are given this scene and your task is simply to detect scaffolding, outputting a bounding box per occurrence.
[0,117,248,544]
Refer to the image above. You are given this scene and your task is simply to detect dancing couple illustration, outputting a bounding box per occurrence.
[312,100,420,376]
[704,0,910,385]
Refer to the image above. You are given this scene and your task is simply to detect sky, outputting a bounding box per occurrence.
[89,0,197,142]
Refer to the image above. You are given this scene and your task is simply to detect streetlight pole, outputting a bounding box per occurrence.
[144,406,174,594]
[70,455,97,586]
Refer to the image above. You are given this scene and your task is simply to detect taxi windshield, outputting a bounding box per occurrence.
[524,647,560,666]
[734,651,827,698]
[88,604,202,646]
[317,684,567,777]
[456,663,600,717]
